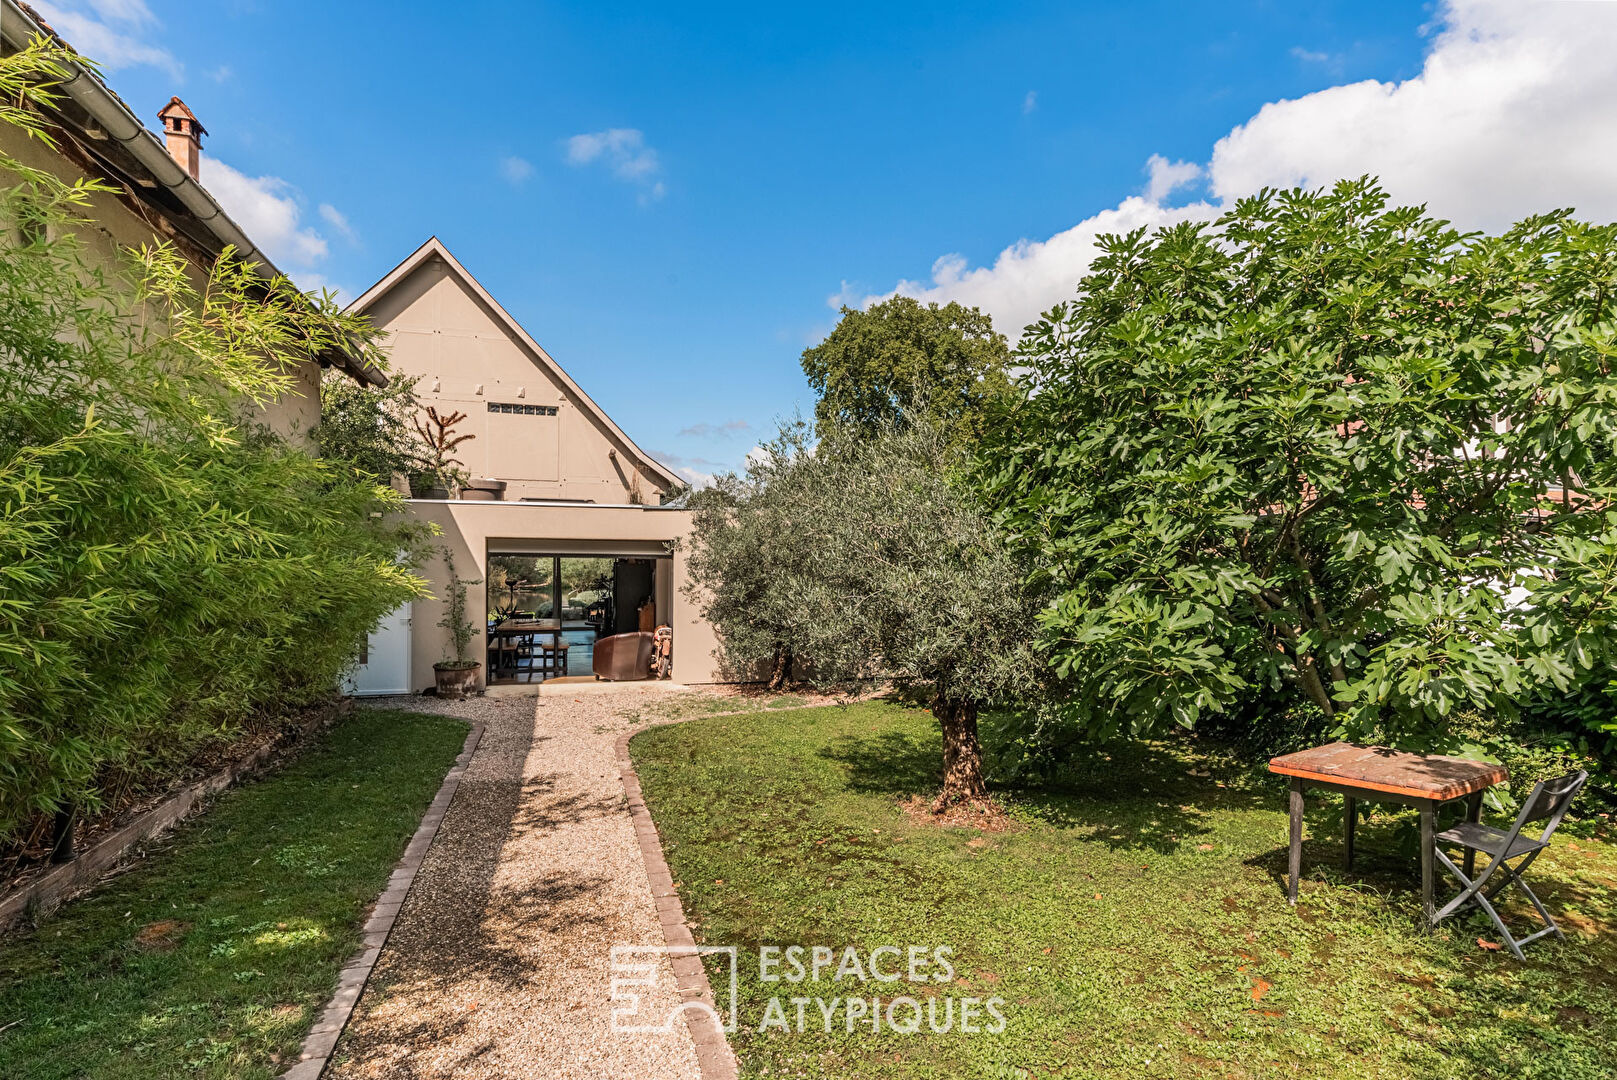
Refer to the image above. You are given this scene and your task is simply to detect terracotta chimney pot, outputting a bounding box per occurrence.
[156,97,207,180]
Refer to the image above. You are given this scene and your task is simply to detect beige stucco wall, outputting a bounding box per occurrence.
[405,500,721,689]
[361,254,668,503]
[0,125,321,443]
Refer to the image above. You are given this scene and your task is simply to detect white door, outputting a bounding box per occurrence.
[346,604,412,696]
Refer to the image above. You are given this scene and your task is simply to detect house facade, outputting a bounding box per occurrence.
[349,239,680,504]
[0,0,383,437]
[346,240,722,692]
[5,0,724,694]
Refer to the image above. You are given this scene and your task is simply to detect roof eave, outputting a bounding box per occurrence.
[2,1,384,388]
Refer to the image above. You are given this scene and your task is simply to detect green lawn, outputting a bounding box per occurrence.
[632,701,1617,1080]
[0,708,466,1080]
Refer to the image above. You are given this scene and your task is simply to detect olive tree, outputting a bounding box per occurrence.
[683,421,821,690]
[988,178,1617,748]
[687,419,1046,807]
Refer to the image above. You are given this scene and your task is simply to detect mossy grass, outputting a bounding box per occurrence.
[0,708,466,1080]
[633,701,1617,1079]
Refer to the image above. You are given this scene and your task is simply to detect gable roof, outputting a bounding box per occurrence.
[348,237,680,490]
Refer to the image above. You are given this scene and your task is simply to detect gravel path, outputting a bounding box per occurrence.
[327,689,704,1080]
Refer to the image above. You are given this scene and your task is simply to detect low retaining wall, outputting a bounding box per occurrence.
[0,698,353,931]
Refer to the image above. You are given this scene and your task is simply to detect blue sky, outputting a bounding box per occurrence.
[30,1,1617,482]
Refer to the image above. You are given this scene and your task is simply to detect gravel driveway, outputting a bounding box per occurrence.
[327,689,704,1080]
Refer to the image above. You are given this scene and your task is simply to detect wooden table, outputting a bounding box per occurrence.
[487,621,566,681]
[1268,742,1508,923]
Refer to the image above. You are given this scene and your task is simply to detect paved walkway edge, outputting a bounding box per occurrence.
[282,719,486,1080]
[616,721,741,1080]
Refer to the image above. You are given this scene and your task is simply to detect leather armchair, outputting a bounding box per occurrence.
[592,631,655,681]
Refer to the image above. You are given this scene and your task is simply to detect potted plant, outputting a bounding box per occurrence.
[411,406,474,499]
[434,551,483,697]
[460,477,507,501]
[408,470,447,500]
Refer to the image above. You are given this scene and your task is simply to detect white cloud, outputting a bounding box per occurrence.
[870,198,1215,344]
[292,273,353,307]
[1022,90,1038,115]
[672,466,715,488]
[500,155,534,185]
[82,0,155,20]
[567,128,659,177]
[677,420,752,439]
[1208,0,1617,231]
[651,450,724,489]
[199,157,328,269]
[33,3,349,296]
[33,0,180,78]
[1290,46,1331,64]
[1143,154,1202,204]
[825,280,863,310]
[565,128,665,200]
[318,203,356,243]
[851,0,1617,344]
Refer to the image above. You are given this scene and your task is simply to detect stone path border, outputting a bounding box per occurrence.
[282,720,486,1080]
[0,698,352,932]
[616,719,741,1080]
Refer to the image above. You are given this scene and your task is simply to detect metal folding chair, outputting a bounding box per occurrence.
[1431,770,1588,959]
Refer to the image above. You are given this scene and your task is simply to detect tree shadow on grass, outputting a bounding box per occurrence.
[1247,798,1617,930]
[1013,736,1284,854]
[816,723,1271,855]
[818,730,940,798]
[1243,794,1518,910]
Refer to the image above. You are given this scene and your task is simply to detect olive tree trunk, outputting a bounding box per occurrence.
[931,697,987,811]
[767,642,794,691]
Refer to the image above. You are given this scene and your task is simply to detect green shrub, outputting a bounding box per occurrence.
[1513,670,1617,800]
[988,180,1617,749]
[1195,683,1332,762]
[316,368,429,485]
[0,38,429,846]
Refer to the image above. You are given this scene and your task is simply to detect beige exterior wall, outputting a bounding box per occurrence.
[404,500,721,689]
[0,126,322,443]
[362,252,670,503]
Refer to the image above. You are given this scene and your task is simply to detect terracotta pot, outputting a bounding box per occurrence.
[433,661,480,698]
[460,478,506,501]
